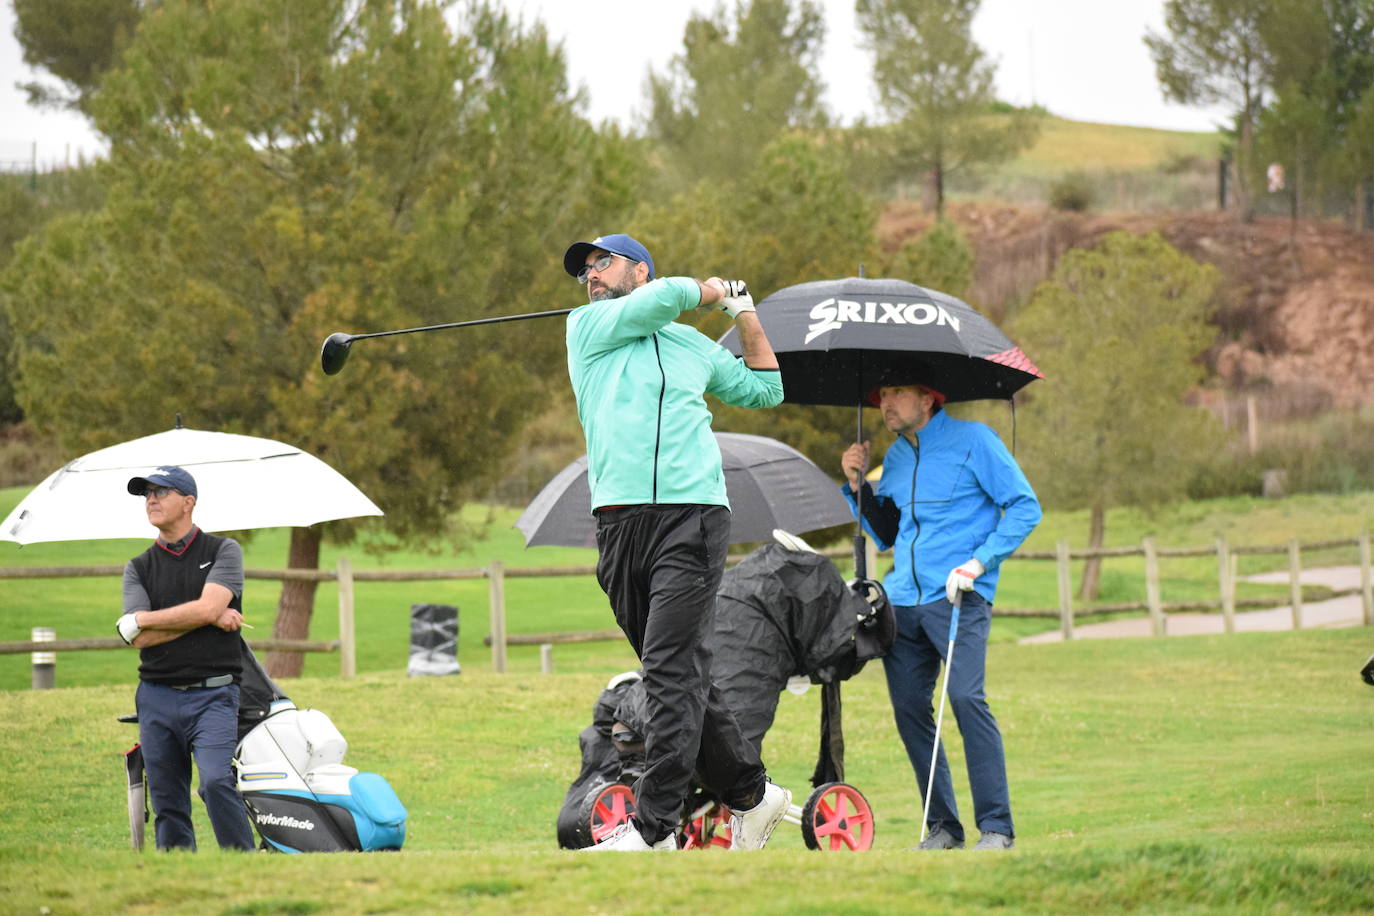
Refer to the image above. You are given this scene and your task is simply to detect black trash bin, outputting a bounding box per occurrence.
[409,604,460,677]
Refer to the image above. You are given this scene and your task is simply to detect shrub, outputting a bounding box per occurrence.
[1049,171,1096,211]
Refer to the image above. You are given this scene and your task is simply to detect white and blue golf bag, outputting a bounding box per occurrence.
[234,645,407,852]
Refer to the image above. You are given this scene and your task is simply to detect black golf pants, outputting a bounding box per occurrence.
[594,504,768,843]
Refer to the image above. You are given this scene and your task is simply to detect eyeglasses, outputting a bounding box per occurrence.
[144,486,179,500]
[577,253,635,284]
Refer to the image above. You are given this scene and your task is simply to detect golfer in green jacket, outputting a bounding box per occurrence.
[563,233,791,852]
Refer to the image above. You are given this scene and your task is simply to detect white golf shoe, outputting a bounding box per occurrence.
[728,782,791,850]
[582,820,677,852]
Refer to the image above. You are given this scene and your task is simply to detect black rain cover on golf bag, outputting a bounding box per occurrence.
[555,671,646,847]
[236,638,288,743]
[559,671,647,806]
[709,543,886,752]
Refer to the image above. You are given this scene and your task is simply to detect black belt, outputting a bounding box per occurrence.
[169,674,233,690]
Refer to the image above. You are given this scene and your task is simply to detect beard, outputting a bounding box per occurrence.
[588,273,638,302]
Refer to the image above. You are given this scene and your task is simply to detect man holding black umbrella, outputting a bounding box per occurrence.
[562,232,791,851]
[841,379,1041,851]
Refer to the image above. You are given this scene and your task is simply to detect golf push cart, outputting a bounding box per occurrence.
[557,531,894,851]
[123,640,407,852]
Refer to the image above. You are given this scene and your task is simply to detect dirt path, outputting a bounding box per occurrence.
[1018,566,1371,644]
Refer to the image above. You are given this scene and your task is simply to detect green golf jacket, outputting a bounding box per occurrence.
[566,277,783,511]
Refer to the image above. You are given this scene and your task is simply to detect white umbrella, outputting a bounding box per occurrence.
[1,426,383,545]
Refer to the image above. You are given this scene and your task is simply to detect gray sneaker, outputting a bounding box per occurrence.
[915,826,964,850]
[973,831,1014,850]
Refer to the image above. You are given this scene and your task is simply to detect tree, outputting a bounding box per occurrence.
[1,0,637,676]
[855,0,1039,218]
[1257,0,1374,218]
[1013,232,1222,600]
[12,0,143,111]
[1145,0,1275,220]
[644,0,829,189]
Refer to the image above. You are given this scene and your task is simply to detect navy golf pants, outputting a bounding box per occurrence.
[883,593,1014,841]
[595,504,767,844]
[137,681,255,851]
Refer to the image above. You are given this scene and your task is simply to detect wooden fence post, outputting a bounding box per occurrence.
[1144,537,1164,637]
[337,557,356,679]
[1056,539,1074,640]
[488,560,507,673]
[1246,394,1260,455]
[540,643,553,674]
[1287,539,1303,629]
[1216,536,1236,634]
[1360,527,1373,627]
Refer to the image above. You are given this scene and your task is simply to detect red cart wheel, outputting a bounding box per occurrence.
[801,782,874,851]
[586,782,636,845]
[681,803,732,850]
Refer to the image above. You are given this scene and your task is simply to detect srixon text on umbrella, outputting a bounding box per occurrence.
[805,298,961,344]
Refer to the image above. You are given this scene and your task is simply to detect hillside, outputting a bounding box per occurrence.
[881,201,1374,411]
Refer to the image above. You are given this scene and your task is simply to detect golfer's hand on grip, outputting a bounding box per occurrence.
[841,441,870,492]
[945,558,985,604]
[702,277,754,318]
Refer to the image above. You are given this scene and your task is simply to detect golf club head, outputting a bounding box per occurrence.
[320,333,354,375]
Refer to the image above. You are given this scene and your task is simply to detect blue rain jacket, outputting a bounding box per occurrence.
[567,277,783,511]
[840,408,1041,606]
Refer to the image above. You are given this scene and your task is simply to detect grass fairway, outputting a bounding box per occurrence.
[1,627,1371,913]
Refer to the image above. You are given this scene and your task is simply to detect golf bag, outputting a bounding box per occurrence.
[234,644,407,852]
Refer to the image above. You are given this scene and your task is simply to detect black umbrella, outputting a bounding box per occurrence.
[516,432,852,548]
[716,277,1042,406]
[717,276,1043,579]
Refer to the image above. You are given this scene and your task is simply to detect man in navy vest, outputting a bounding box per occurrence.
[116,465,256,851]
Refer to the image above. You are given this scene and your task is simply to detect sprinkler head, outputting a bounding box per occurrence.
[320,333,354,375]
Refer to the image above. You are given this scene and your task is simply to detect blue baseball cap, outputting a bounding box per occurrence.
[128,465,198,499]
[563,233,655,281]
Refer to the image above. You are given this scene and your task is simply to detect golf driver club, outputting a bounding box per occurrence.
[320,308,575,375]
[919,590,960,846]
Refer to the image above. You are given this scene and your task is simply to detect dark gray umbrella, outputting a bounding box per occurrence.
[516,432,852,548]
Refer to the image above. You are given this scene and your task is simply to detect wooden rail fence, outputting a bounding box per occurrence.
[3,533,1371,683]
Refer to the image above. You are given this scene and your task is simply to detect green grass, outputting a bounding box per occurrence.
[947,114,1223,211]
[1008,116,1222,176]
[4,487,1373,690]
[1,628,1371,913]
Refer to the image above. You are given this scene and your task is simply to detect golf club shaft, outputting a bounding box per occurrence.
[351,308,574,341]
[920,594,961,844]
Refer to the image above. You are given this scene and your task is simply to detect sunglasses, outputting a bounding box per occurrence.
[144,485,181,500]
[577,253,636,285]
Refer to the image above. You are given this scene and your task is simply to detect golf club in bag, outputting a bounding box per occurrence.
[320,308,575,375]
[233,641,407,852]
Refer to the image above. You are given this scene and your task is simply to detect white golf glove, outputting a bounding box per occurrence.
[116,613,142,645]
[945,558,985,604]
[718,279,755,319]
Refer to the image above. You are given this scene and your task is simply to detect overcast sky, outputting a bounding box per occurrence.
[0,0,1233,168]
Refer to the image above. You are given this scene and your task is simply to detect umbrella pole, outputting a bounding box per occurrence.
[853,402,866,580]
